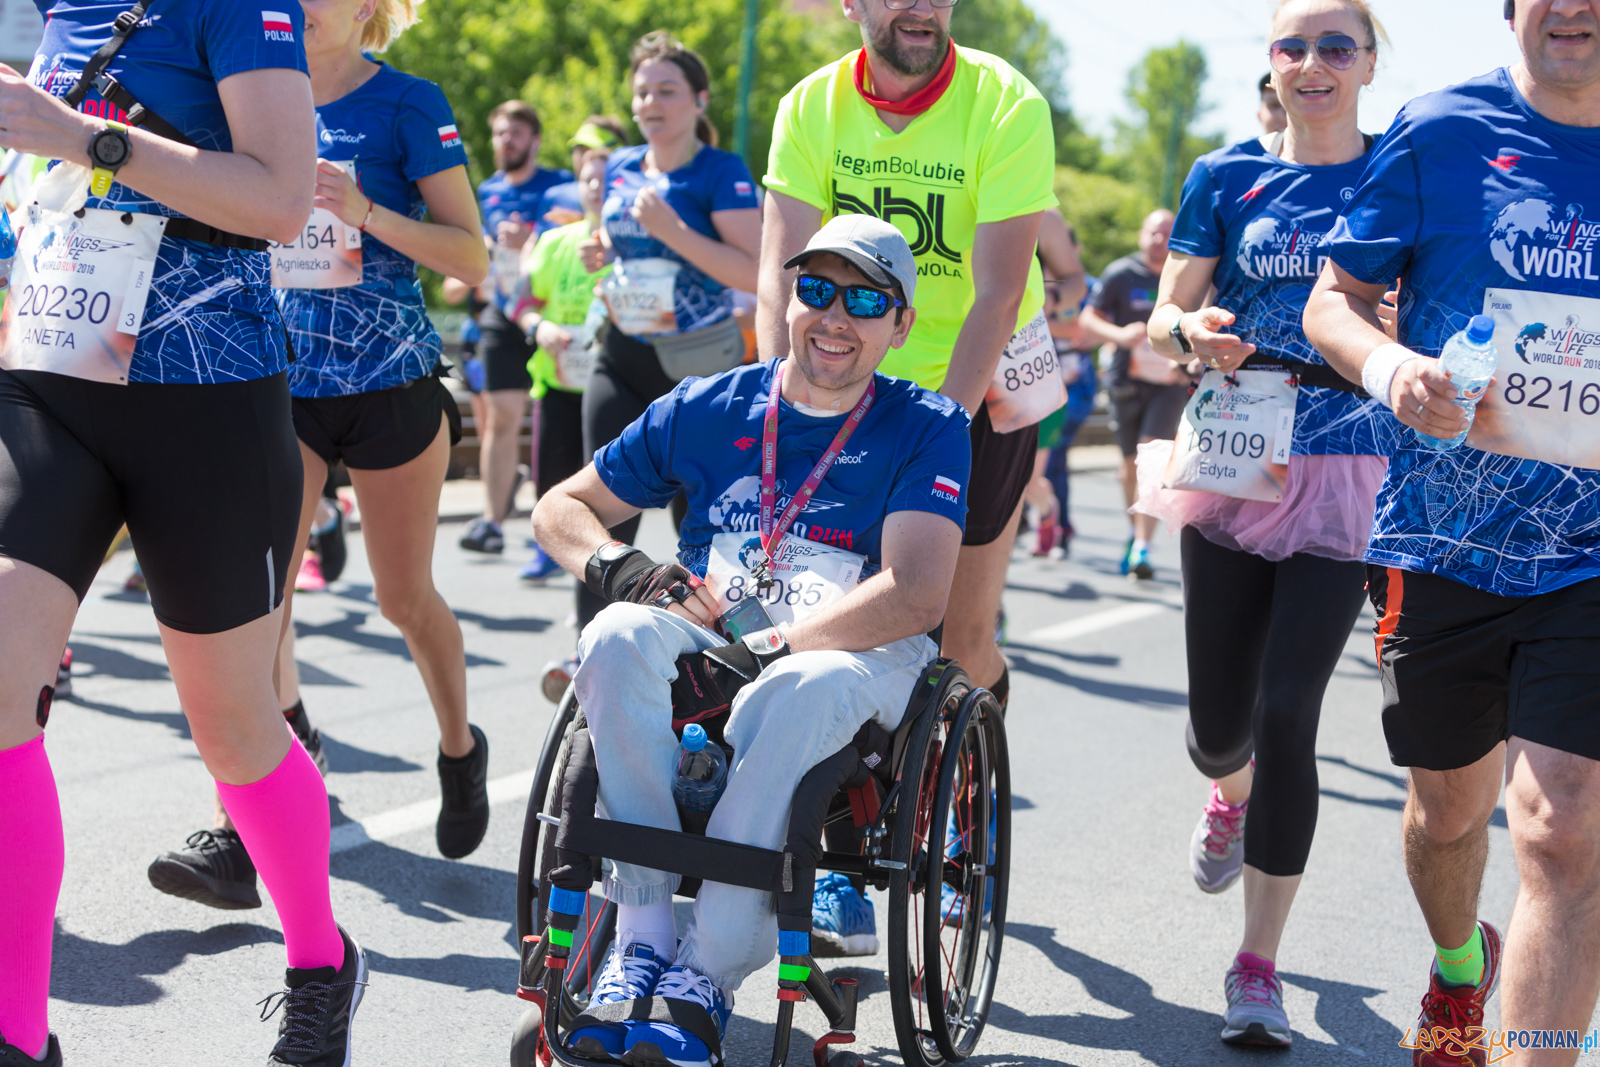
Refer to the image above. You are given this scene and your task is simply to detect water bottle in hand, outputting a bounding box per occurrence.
[1416,314,1498,451]
[0,209,15,291]
[673,724,728,814]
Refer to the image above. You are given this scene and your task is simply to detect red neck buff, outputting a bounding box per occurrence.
[853,40,957,117]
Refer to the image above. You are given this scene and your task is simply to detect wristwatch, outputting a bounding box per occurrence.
[1169,312,1194,356]
[88,121,133,197]
[584,540,641,595]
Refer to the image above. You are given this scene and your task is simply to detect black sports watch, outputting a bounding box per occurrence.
[584,540,642,596]
[1169,312,1195,356]
[88,121,133,198]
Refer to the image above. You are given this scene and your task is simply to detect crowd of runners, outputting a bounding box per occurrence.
[0,0,1598,1064]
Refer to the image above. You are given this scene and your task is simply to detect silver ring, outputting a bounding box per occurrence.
[1208,358,1219,369]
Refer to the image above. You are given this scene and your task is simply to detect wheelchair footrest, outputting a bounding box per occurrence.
[562,813,792,893]
[568,996,724,1066]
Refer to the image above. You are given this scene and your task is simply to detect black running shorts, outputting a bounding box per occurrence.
[1110,379,1189,457]
[0,368,302,633]
[293,375,462,471]
[963,402,1039,547]
[1369,565,1600,769]
[476,307,535,394]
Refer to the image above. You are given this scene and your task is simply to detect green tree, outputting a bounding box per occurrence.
[1054,166,1156,275]
[1109,41,1222,209]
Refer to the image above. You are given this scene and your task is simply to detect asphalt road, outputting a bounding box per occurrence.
[45,468,1535,1066]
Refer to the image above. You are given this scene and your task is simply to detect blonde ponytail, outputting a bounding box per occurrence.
[361,0,419,52]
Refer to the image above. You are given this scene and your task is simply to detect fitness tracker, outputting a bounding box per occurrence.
[88,121,133,198]
[1169,312,1195,357]
[584,540,642,597]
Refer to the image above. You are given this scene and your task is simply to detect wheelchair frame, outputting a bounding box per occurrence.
[507,658,1011,1067]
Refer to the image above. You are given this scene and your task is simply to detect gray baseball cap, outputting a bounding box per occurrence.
[783,213,917,307]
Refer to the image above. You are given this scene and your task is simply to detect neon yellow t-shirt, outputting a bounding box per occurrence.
[765,46,1058,389]
[524,220,611,398]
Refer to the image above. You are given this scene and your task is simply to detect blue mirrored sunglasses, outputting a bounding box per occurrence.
[795,275,902,319]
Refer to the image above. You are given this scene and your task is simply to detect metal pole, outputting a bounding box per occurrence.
[732,0,759,162]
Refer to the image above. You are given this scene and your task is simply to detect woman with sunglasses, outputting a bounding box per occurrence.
[1140,0,1396,1047]
[576,30,761,633]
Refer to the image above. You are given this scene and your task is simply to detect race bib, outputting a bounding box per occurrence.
[1470,288,1600,470]
[1162,369,1297,502]
[705,532,864,628]
[555,323,597,390]
[0,206,167,384]
[492,242,522,308]
[601,257,679,335]
[985,309,1066,434]
[1130,336,1184,385]
[270,161,362,289]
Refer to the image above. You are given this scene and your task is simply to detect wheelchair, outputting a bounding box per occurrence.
[507,657,1011,1067]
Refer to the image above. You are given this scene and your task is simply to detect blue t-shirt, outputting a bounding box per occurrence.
[29,1,308,384]
[1173,138,1397,457]
[280,63,468,398]
[602,144,759,335]
[596,361,972,578]
[540,180,584,224]
[478,166,572,239]
[1326,68,1600,596]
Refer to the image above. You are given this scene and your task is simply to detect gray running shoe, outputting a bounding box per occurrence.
[1190,782,1247,893]
[1221,954,1292,1046]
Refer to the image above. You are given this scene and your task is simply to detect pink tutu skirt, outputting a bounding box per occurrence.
[1132,442,1388,562]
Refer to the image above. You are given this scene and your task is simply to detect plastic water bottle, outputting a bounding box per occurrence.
[1416,314,1498,451]
[0,209,15,291]
[673,724,728,814]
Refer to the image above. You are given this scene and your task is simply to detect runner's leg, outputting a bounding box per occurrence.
[1404,749,1504,953]
[481,389,527,525]
[941,495,1023,691]
[347,415,472,757]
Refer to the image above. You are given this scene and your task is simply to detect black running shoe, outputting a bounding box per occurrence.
[458,518,505,554]
[436,723,489,859]
[0,1034,61,1066]
[316,502,348,584]
[284,701,329,777]
[147,828,262,909]
[54,647,71,702]
[260,925,367,1066]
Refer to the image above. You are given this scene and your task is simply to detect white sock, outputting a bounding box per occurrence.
[1132,538,1150,553]
[616,900,677,964]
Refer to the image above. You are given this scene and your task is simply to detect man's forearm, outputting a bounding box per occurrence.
[939,295,1025,414]
[755,266,792,363]
[1304,265,1397,385]
[531,492,619,581]
[785,568,947,654]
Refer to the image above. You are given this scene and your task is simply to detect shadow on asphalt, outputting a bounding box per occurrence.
[64,640,171,682]
[294,609,503,668]
[1315,755,1509,830]
[992,922,1398,1063]
[321,736,424,774]
[331,839,514,937]
[1007,651,1187,709]
[62,695,192,740]
[50,921,282,1006]
[1004,642,1121,669]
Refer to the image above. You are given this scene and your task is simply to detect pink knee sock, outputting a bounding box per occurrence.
[0,736,64,1058]
[217,740,344,970]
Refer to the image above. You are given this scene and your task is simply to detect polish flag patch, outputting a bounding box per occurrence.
[932,475,961,499]
[262,10,294,37]
[734,180,753,196]
[439,125,462,149]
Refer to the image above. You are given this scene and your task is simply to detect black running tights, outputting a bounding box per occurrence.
[1180,525,1367,877]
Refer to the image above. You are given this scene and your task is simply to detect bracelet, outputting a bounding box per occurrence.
[1361,342,1422,409]
[358,196,374,232]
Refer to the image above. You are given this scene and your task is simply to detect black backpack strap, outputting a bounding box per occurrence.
[64,1,150,109]
[1239,355,1370,398]
[92,71,195,148]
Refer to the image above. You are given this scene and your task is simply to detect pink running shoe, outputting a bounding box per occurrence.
[1190,781,1247,893]
[295,552,327,593]
[1033,515,1059,557]
[1222,951,1291,1046]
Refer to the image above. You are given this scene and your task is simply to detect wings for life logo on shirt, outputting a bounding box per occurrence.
[1491,199,1600,283]
[707,474,857,550]
[439,125,462,150]
[1237,217,1328,281]
[262,10,294,41]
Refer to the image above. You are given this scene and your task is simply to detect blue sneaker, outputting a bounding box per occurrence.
[811,871,878,957]
[519,546,563,582]
[1118,536,1135,575]
[567,941,667,1061]
[623,965,732,1067]
[941,799,998,926]
[1129,543,1154,581]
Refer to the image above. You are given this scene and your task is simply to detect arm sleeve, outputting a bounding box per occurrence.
[204,5,309,81]
[885,399,973,532]
[1168,159,1223,258]
[593,381,693,509]
[762,84,828,211]
[709,152,760,213]
[973,92,1058,224]
[397,79,470,182]
[1326,112,1423,285]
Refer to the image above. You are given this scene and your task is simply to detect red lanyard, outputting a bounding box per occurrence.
[757,360,875,587]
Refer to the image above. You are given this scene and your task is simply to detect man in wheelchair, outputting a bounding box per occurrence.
[531,214,971,1067]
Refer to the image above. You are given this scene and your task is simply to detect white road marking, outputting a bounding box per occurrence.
[330,767,537,855]
[1025,600,1172,644]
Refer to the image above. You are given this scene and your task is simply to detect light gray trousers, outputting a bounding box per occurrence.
[574,602,935,990]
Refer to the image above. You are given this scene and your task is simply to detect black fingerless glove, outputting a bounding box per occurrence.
[585,541,697,608]
[670,628,792,727]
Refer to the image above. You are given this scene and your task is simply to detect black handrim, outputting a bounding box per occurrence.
[518,687,579,941]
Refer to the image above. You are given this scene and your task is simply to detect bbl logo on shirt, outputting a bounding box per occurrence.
[262,10,294,41]
[1490,199,1600,283]
[831,182,963,272]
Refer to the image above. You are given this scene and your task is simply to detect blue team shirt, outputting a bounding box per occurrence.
[1173,139,1397,457]
[29,1,308,384]
[478,166,572,239]
[1327,68,1600,596]
[280,64,468,398]
[596,361,972,578]
[602,144,759,336]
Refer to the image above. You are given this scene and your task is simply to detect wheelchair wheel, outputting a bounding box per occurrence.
[887,682,1010,1066]
[517,685,580,941]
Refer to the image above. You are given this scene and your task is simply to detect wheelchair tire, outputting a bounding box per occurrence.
[517,685,580,942]
[886,680,1010,1066]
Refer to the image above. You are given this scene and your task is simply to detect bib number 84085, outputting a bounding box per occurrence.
[724,573,826,609]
